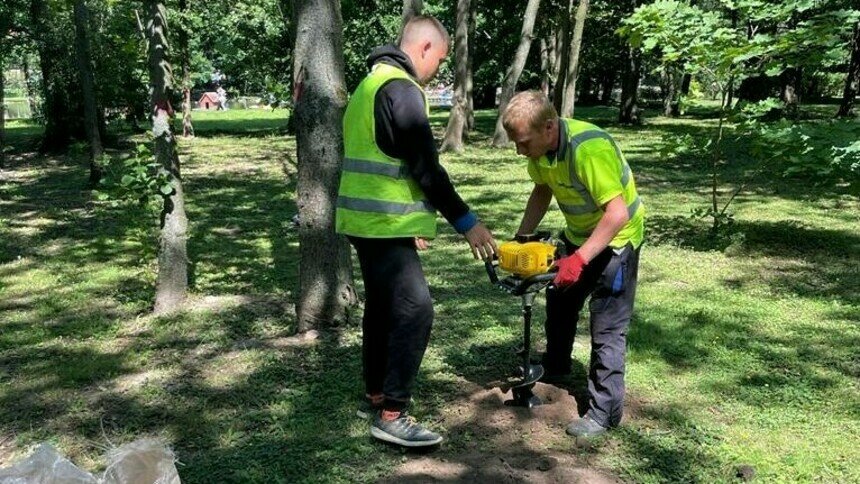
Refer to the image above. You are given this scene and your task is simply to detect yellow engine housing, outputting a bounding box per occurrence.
[498,241,557,277]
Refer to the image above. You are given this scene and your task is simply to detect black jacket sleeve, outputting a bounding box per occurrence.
[373,79,472,227]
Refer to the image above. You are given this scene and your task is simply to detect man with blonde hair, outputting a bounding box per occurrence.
[336,15,496,447]
[502,90,645,438]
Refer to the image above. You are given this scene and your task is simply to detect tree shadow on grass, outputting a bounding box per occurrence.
[647,214,860,306]
[175,116,290,139]
[0,304,394,482]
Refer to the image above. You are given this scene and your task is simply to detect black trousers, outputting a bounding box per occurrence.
[348,236,434,411]
[542,237,641,428]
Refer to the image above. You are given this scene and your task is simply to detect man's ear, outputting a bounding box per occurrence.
[421,40,432,57]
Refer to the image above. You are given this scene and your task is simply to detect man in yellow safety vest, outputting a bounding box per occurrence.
[336,15,497,447]
[503,90,645,438]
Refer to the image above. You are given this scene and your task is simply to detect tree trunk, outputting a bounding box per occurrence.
[1,54,5,170]
[680,72,692,95]
[293,0,356,330]
[22,57,38,116]
[552,4,570,113]
[401,0,423,25]
[578,75,594,104]
[837,21,860,118]
[540,38,550,95]
[558,0,588,117]
[465,0,476,130]
[599,70,615,105]
[492,0,541,147]
[72,0,104,187]
[146,0,189,314]
[30,0,74,151]
[736,74,775,103]
[440,0,470,153]
[619,45,641,124]
[179,0,194,137]
[780,66,800,119]
[662,65,680,117]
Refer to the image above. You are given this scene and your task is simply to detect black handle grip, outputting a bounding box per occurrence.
[484,259,499,284]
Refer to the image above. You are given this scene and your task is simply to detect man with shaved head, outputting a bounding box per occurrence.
[336,15,496,447]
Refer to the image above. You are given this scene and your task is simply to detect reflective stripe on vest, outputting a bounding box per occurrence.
[560,128,640,218]
[336,62,437,238]
[337,196,434,215]
[342,157,409,179]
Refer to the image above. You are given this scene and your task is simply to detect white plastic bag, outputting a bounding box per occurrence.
[102,439,180,484]
[0,439,180,484]
[0,444,98,484]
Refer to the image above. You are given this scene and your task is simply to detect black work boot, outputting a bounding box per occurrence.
[566,415,608,438]
[371,411,443,447]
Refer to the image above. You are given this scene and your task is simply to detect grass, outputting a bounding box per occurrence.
[1,105,858,483]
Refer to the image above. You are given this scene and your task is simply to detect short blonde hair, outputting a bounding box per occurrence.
[399,15,450,48]
[502,90,558,132]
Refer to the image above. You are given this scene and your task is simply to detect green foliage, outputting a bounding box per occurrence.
[745,118,860,186]
[94,143,172,208]
[89,0,149,122]
[620,0,860,105]
[619,0,747,92]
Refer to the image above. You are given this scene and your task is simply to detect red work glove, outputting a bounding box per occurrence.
[553,251,588,288]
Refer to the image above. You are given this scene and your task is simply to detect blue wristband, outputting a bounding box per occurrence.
[452,211,478,234]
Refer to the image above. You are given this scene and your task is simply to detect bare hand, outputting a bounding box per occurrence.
[414,237,431,251]
[464,222,497,260]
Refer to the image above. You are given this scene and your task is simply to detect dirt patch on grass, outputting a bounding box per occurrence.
[0,434,18,467]
[383,381,620,483]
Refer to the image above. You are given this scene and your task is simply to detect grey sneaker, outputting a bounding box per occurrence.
[566,415,608,438]
[371,412,443,447]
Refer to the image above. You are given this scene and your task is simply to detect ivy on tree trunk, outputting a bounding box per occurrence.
[146,0,189,314]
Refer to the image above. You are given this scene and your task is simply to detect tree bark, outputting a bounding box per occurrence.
[401,0,423,25]
[837,21,860,118]
[22,57,38,116]
[599,70,615,105]
[540,38,550,95]
[559,0,588,117]
[465,0,476,130]
[179,0,194,137]
[293,0,356,330]
[440,0,471,153]
[30,0,74,151]
[552,4,570,113]
[492,0,541,147]
[619,45,641,124]
[146,0,189,314]
[780,66,800,119]
[680,72,692,95]
[578,75,594,104]
[72,0,104,187]
[1,53,5,170]
[662,65,680,117]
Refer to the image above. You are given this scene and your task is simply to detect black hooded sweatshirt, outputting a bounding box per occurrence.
[367,44,476,233]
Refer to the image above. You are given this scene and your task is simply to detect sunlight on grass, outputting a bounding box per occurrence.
[0,106,857,483]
